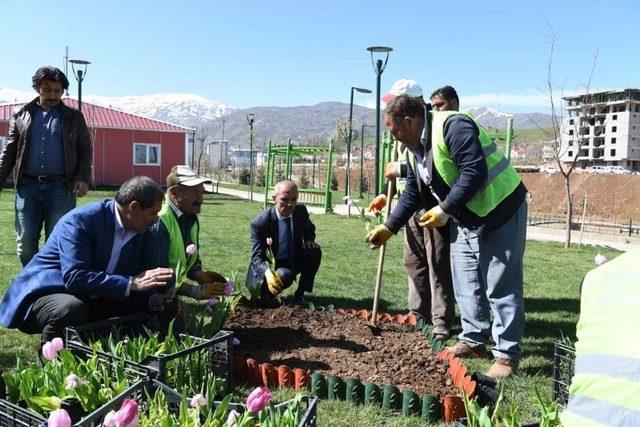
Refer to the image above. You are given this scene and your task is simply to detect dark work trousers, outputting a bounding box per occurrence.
[20,293,144,344]
[404,214,455,330]
[276,246,322,298]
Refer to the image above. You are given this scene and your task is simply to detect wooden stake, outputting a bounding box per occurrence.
[371,140,398,326]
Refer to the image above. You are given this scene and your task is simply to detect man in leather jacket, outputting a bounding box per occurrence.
[0,66,92,266]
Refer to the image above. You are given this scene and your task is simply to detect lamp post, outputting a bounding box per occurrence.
[366,46,392,194]
[246,112,256,202]
[346,87,372,200]
[68,59,91,112]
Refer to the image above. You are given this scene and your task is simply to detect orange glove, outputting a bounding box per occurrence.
[384,162,401,179]
[366,194,387,216]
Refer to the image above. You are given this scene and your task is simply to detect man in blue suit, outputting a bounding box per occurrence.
[0,176,174,344]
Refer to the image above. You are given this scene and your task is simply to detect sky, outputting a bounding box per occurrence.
[1,0,639,113]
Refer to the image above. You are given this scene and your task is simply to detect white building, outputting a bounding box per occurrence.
[560,88,640,171]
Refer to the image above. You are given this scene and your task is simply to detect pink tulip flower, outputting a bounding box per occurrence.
[190,393,207,408]
[65,373,87,390]
[115,399,138,427]
[226,410,240,425]
[246,387,272,412]
[47,409,72,427]
[266,237,273,246]
[224,280,234,296]
[42,342,58,361]
[51,337,64,351]
[186,244,197,256]
[102,410,118,427]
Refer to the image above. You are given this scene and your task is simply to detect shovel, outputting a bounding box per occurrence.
[370,140,399,327]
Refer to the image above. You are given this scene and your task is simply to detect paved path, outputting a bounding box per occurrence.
[215,186,639,252]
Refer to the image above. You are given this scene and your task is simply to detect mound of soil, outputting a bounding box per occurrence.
[226,305,457,398]
[521,173,640,221]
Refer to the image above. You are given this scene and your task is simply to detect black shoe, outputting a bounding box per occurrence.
[293,295,309,308]
[256,296,282,308]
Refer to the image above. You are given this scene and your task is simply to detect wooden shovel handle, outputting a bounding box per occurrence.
[371,139,399,326]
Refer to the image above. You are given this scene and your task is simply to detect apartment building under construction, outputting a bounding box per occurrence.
[560,88,640,171]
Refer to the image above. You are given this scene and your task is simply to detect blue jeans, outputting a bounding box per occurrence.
[450,202,527,360]
[15,178,76,267]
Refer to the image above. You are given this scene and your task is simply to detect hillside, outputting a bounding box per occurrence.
[522,173,640,221]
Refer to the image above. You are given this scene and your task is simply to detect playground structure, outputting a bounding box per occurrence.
[485,117,514,161]
[263,138,334,213]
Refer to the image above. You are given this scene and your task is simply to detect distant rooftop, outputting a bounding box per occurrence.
[0,98,193,133]
[562,88,640,102]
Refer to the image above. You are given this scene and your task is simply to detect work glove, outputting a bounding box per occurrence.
[366,194,388,216]
[418,206,451,229]
[265,269,285,296]
[194,270,227,285]
[182,283,227,300]
[384,162,401,179]
[364,224,393,249]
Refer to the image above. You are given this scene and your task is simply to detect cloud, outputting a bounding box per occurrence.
[461,92,551,110]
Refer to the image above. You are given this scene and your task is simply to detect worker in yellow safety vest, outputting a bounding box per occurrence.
[562,248,640,426]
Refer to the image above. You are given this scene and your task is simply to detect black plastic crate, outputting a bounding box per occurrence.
[0,380,145,427]
[0,399,46,427]
[552,341,575,406]
[155,380,318,427]
[65,314,233,392]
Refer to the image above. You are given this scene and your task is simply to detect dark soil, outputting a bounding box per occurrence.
[226,305,458,398]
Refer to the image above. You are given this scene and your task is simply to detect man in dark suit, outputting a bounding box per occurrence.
[0,176,174,345]
[246,180,322,307]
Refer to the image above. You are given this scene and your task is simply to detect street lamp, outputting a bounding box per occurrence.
[366,46,393,194]
[246,112,256,202]
[346,86,372,200]
[69,59,91,112]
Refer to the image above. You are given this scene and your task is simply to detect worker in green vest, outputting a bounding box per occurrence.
[561,248,640,426]
[144,166,230,324]
[366,94,527,378]
[371,79,455,340]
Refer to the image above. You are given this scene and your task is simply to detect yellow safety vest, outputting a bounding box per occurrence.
[158,198,199,288]
[562,248,640,426]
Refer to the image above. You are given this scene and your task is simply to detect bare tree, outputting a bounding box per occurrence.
[546,26,599,248]
[335,117,350,146]
[194,119,209,174]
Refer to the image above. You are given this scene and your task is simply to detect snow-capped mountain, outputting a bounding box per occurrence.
[0,88,236,127]
[467,106,551,129]
[0,87,34,104]
[87,93,236,127]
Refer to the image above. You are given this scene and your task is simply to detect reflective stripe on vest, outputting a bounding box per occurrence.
[561,249,640,427]
[158,198,199,289]
[428,110,522,217]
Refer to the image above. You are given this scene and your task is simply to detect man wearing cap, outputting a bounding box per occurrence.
[374,78,455,340]
[246,180,321,307]
[144,166,229,315]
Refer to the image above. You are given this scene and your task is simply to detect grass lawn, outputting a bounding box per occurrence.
[0,190,621,425]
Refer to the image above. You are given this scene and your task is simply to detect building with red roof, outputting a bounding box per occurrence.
[0,98,193,186]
